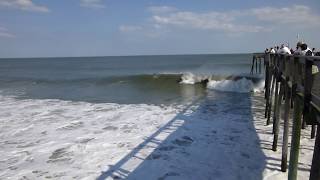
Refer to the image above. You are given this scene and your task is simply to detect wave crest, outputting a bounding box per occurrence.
[180,73,210,84]
[179,73,264,93]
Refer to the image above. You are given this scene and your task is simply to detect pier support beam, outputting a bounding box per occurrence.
[281,81,291,172]
[288,96,303,180]
[267,74,275,126]
[310,122,320,180]
[311,125,317,139]
[272,82,283,151]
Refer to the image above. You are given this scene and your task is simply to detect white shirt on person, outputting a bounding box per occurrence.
[270,49,276,54]
[278,46,291,54]
[301,47,313,56]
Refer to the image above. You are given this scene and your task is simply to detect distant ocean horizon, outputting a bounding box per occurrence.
[0,52,260,60]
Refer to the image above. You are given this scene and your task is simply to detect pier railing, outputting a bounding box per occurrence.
[262,52,320,180]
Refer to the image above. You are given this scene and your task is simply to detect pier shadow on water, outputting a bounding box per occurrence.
[97,91,267,180]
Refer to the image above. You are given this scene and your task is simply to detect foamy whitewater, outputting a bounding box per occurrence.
[180,72,264,93]
[0,54,314,179]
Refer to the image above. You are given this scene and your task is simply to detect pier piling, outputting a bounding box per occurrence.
[253,52,320,179]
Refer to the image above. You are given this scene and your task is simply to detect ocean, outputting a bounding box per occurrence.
[0,54,268,179]
[0,54,263,104]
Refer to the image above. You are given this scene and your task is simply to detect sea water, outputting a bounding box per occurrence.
[0,54,265,179]
[0,54,263,104]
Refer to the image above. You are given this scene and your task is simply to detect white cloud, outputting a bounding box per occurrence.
[119,25,142,32]
[80,0,105,9]
[147,6,177,14]
[0,27,15,38]
[252,5,320,26]
[147,5,320,33]
[0,0,49,12]
[151,10,264,33]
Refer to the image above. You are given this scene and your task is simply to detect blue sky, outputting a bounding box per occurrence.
[0,0,320,57]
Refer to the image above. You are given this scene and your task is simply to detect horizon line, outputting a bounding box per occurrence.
[0,52,262,59]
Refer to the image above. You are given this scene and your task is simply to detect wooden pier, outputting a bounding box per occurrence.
[256,52,320,180]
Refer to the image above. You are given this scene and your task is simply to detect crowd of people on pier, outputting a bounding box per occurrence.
[265,42,320,56]
[265,42,319,74]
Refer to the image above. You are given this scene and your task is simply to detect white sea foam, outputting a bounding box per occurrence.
[0,91,314,180]
[180,72,264,93]
[180,72,210,84]
[207,78,253,93]
[0,95,181,179]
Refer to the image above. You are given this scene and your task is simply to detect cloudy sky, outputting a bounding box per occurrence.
[0,0,320,57]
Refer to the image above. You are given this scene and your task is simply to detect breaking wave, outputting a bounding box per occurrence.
[179,72,264,93]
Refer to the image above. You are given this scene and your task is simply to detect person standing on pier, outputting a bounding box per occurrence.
[301,43,313,56]
[294,42,302,55]
[278,44,291,54]
[269,47,276,54]
[299,43,319,75]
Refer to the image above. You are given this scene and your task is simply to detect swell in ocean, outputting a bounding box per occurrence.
[0,72,264,103]
[0,54,264,104]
